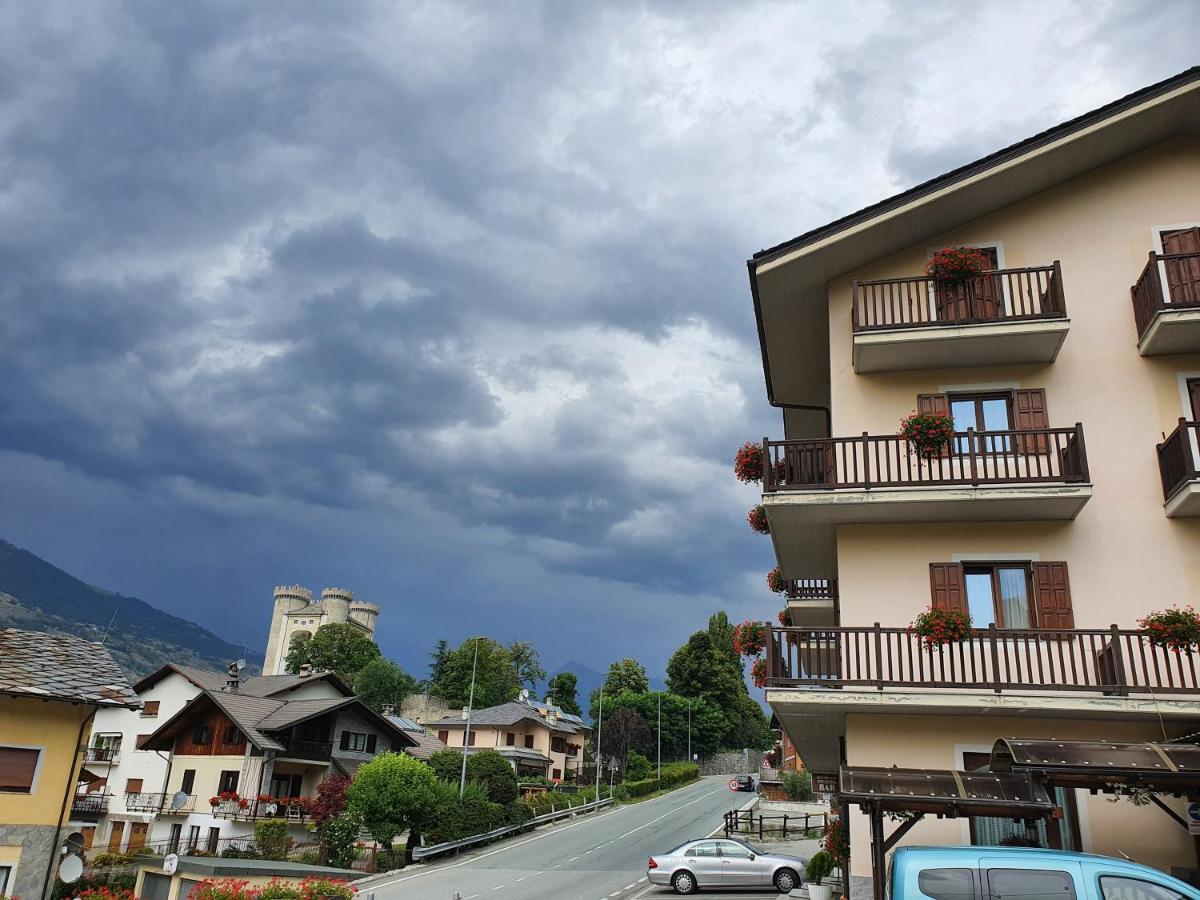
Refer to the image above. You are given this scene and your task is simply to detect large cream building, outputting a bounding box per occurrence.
[747,67,1200,895]
[262,585,379,676]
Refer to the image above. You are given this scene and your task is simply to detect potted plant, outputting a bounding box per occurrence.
[732,620,768,657]
[806,850,836,900]
[747,504,770,534]
[733,441,765,483]
[911,606,973,648]
[1138,606,1200,652]
[750,656,768,689]
[767,566,786,594]
[924,246,990,283]
[898,410,956,460]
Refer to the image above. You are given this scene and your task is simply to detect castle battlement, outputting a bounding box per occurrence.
[263,584,380,674]
[273,584,314,602]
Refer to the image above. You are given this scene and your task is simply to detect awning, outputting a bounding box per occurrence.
[839,765,1054,819]
[990,738,1200,793]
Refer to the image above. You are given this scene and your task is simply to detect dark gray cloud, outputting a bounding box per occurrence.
[0,0,1197,678]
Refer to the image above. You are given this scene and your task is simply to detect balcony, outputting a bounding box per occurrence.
[783,579,839,627]
[276,738,333,762]
[1157,420,1200,516]
[851,263,1068,373]
[212,797,313,822]
[70,793,110,822]
[761,427,1092,577]
[83,746,120,765]
[1132,251,1200,355]
[125,791,197,814]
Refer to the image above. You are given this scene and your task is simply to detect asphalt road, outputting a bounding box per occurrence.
[365,775,801,900]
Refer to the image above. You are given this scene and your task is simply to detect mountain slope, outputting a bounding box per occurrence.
[0,540,254,678]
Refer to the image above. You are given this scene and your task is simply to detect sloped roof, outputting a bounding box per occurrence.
[239,671,353,697]
[206,693,288,750]
[402,730,445,761]
[0,628,138,707]
[256,697,353,730]
[430,699,583,734]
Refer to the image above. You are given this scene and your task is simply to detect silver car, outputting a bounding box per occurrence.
[647,837,805,894]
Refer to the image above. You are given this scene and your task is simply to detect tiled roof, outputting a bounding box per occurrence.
[0,628,138,707]
[402,730,446,761]
[238,672,352,698]
[256,697,351,730]
[206,693,288,751]
[430,699,583,734]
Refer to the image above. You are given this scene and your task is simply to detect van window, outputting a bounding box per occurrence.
[988,869,1076,900]
[919,869,975,900]
[1100,877,1187,900]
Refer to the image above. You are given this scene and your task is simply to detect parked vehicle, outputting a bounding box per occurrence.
[647,837,804,894]
[728,774,755,792]
[889,846,1200,900]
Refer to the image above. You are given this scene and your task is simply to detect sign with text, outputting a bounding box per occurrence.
[813,772,839,795]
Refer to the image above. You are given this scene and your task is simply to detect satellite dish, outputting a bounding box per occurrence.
[171,791,189,810]
[64,832,85,854]
[58,855,84,884]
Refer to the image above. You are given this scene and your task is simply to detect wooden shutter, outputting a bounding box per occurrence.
[1162,228,1200,305]
[339,731,350,751]
[125,778,143,794]
[0,747,40,792]
[971,247,1003,319]
[917,393,950,416]
[366,734,377,754]
[1032,562,1074,629]
[1014,388,1049,454]
[929,563,968,614]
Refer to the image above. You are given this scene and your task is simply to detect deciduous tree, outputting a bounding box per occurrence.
[347,752,439,863]
[353,659,418,713]
[285,623,381,680]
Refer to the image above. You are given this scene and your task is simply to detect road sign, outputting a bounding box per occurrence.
[728,778,740,791]
[164,853,179,875]
[1188,802,1200,835]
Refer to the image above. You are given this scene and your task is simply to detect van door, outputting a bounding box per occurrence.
[982,861,1083,900]
[1096,873,1199,900]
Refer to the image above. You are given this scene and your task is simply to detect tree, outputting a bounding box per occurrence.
[508,641,546,692]
[604,691,727,760]
[598,707,651,774]
[427,748,464,783]
[707,611,739,668]
[666,631,743,705]
[310,774,350,828]
[353,658,418,713]
[285,623,381,680]
[428,639,450,687]
[347,752,439,863]
[625,750,652,781]
[546,672,582,716]
[466,750,519,804]
[432,637,524,708]
[605,659,649,694]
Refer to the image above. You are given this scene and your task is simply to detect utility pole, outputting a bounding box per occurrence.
[656,693,661,782]
[594,689,603,798]
[458,639,480,799]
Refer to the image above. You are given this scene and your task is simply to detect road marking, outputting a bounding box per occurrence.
[515,876,525,882]
[365,777,724,890]
[584,849,593,854]
[624,883,638,890]
[492,886,504,891]
[569,855,580,861]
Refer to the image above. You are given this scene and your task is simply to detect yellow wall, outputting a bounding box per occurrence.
[825,136,1200,628]
[0,695,93,827]
[164,755,248,800]
[844,714,1194,877]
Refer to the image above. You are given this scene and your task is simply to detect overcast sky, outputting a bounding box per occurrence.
[1,1,1196,682]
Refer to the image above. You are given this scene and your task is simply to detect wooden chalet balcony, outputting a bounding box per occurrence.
[765,625,1200,698]
[851,263,1068,372]
[276,738,333,762]
[783,579,839,628]
[1132,251,1200,355]
[1157,420,1200,516]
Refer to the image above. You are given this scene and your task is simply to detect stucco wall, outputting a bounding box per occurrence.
[843,714,1194,878]
[0,697,92,827]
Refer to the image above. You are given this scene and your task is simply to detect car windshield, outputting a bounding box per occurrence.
[727,838,764,855]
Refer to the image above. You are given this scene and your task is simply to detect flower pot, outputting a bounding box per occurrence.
[809,882,834,900]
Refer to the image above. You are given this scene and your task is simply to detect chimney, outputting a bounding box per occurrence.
[381,704,396,717]
[460,708,469,720]
[298,664,312,678]
[225,662,240,693]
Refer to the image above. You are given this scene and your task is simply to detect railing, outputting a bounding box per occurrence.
[83,746,120,764]
[1157,419,1200,500]
[71,793,110,820]
[86,833,321,862]
[1132,251,1200,338]
[123,792,197,813]
[762,425,1089,492]
[852,263,1065,332]
[724,809,829,841]
[765,624,1200,696]
[212,798,313,822]
[785,579,838,601]
[277,738,333,761]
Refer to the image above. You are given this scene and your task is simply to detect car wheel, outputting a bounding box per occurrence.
[774,868,799,893]
[672,870,698,894]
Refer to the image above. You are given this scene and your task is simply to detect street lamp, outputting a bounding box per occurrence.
[656,693,661,782]
[594,689,604,798]
[687,699,691,763]
[458,639,480,799]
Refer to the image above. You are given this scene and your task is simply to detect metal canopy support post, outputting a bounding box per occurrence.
[868,805,926,900]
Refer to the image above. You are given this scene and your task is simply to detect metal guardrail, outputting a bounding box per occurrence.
[410,793,613,861]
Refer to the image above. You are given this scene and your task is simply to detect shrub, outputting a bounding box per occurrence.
[733,441,764,483]
[781,770,813,802]
[911,606,972,648]
[625,750,651,781]
[467,750,519,804]
[1139,606,1200,652]
[76,889,136,900]
[54,874,136,900]
[747,505,769,535]
[320,811,363,869]
[254,819,292,861]
[219,845,261,860]
[426,780,505,845]
[822,816,849,868]
[617,762,699,799]
[188,879,255,900]
[924,246,989,282]
[427,748,465,782]
[806,850,836,884]
[732,621,768,657]
[310,774,351,828]
[89,852,136,867]
[898,411,956,460]
[257,880,303,900]
[297,877,355,900]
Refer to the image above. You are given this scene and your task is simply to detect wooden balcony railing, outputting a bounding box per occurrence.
[762,425,1089,492]
[852,263,1065,332]
[1157,419,1200,500]
[765,625,1200,696]
[785,579,838,601]
[1132,251,1200,338]
[277,738,333,761]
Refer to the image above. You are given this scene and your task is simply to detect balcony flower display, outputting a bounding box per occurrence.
[750,656,768,689]
[747,504,770,534]
[733,441,764,483]
[732,620,768,657]
[898,411,955,460]
[1138,606,1200,652]
[778,610,799,647]
[911,606,972,648]
[767,566,786,593]
[821,816,850,868]
[924,246,990,283]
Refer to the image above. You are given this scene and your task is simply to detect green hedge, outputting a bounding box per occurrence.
[615,762,699,799]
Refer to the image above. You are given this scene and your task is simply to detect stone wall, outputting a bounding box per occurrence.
[698,750,752,775]
[0,823,57,900]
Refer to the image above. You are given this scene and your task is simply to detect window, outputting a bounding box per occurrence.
[986,869,1075,900]
[192,726,212,745]
[552,768,561,780]
[1100,877,1187,900]
[206,827,220,854]
[223,726,243,745]
[141,701,161,717]
[437,730,449,744]
[1158,227,1200,305]
[949,392,1013,452]
[964,563,1033,628]
[125,778,143,794]
[718,840,754,860]
[965,754,1079,849]
[919,869,975,900]
[0,746,41,792]
[187,825,201,851]
[466,731,476,747]
[93,734,122,755]
[551,738,567,754]
[524,735,534,749]
[0,865,11,898]
[217,771,239,794]
[505,732,516,746]
[135,734,152,750]
[685,842,721,858]
[181,770,196,794]
[168,823,182,854]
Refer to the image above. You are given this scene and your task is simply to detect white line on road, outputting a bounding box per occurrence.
[569,855,580,861]
[492,886,504,891]
[515,876,525,882]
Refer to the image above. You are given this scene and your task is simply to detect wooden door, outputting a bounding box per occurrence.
[127,822,148,852]
[1162,228,1200,305]
[107,821,125,852]
[81,827,95,850]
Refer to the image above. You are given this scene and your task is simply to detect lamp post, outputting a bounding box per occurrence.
[656,693,661,782]
[594,689,603,798]
[687,699,691,763]
[458,639,480,799]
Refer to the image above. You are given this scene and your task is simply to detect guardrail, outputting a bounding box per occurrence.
[410,793,614,861]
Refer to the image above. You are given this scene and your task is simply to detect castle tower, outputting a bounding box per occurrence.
[263,585,314,675]
[348,599,380,636]
[320,587,353,624]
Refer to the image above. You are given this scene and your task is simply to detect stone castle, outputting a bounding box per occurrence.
[262,585,379,675]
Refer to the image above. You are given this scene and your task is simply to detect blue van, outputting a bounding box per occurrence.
[890,847,1200,900]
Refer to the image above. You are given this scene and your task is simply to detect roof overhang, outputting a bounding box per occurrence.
[839,765,1054,819]
[990,738,1200,794]
[748,67,1200,413]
